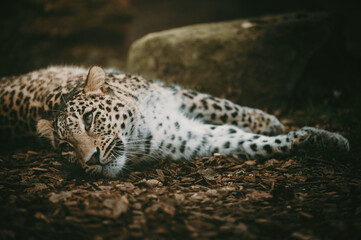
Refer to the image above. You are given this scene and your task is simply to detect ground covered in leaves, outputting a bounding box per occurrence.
[1,116,361,240]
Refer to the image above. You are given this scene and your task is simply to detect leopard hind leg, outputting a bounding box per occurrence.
[167,85,284,136]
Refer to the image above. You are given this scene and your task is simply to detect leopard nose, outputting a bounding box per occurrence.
[86,147,101,165]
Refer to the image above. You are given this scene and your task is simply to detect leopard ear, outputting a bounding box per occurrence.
[84,66,105,95]
[37,119,56,148]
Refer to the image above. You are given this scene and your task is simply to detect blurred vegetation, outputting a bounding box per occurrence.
[0,0,132,76]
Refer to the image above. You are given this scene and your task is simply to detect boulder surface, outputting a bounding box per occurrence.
[127,12,339,108]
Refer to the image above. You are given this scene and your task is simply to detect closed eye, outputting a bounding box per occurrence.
[83,111,93,131]
[59,142,73,153]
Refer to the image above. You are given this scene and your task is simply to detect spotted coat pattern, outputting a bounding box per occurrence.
[0,66,350,177]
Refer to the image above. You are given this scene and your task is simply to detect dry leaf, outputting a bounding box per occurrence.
[218,186,236,193]
[33,183,48,191]
[160,202,176,216]
[49,191,72,203]
[190,192,209,202]
[281,159,294,168]
[292,231,315,240]
[103,196,129,218]
[181,177,195,182]
[146,179,163,187]
[246,191,272,201]
[34,212,49,223]
[322,166,334,175]
[198,168,220,181]
[299,212,313,219]
[156,169,165,182]
[295,175,307,183]
[234,222,248,234]
[245,160,257,166]
[264,159,281,168]
[116,182,135,191]
[174,193,185,203]
[206,189,218,196]
[30,167,48,172]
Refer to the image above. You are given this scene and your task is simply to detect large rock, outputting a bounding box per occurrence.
[126,12,340,108]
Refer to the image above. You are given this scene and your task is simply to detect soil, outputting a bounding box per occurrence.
[1,117,361,240]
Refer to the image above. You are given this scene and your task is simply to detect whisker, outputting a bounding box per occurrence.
[125,146,165,151]
[126,149,166,160]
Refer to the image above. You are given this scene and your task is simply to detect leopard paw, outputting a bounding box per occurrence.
[300,127,350,153]
[262,115,285,136]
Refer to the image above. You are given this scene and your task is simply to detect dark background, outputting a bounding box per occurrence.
[0,0,360,112]
[0,0,359,76]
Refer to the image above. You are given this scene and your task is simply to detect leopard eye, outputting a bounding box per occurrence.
[59,142,73,152]
[83,112,93,131]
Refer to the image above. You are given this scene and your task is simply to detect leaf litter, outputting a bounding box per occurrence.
[0,122,361,239]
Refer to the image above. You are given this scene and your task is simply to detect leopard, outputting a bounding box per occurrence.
[0,66,350,178]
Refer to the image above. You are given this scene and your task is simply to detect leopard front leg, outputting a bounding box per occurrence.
[171,86,284,136]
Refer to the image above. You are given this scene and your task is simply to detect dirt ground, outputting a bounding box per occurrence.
[1,112,361,240]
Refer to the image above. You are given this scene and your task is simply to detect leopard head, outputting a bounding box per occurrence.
[37,66,136,178]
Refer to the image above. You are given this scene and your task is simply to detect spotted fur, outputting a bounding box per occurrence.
[0,66,349,177]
